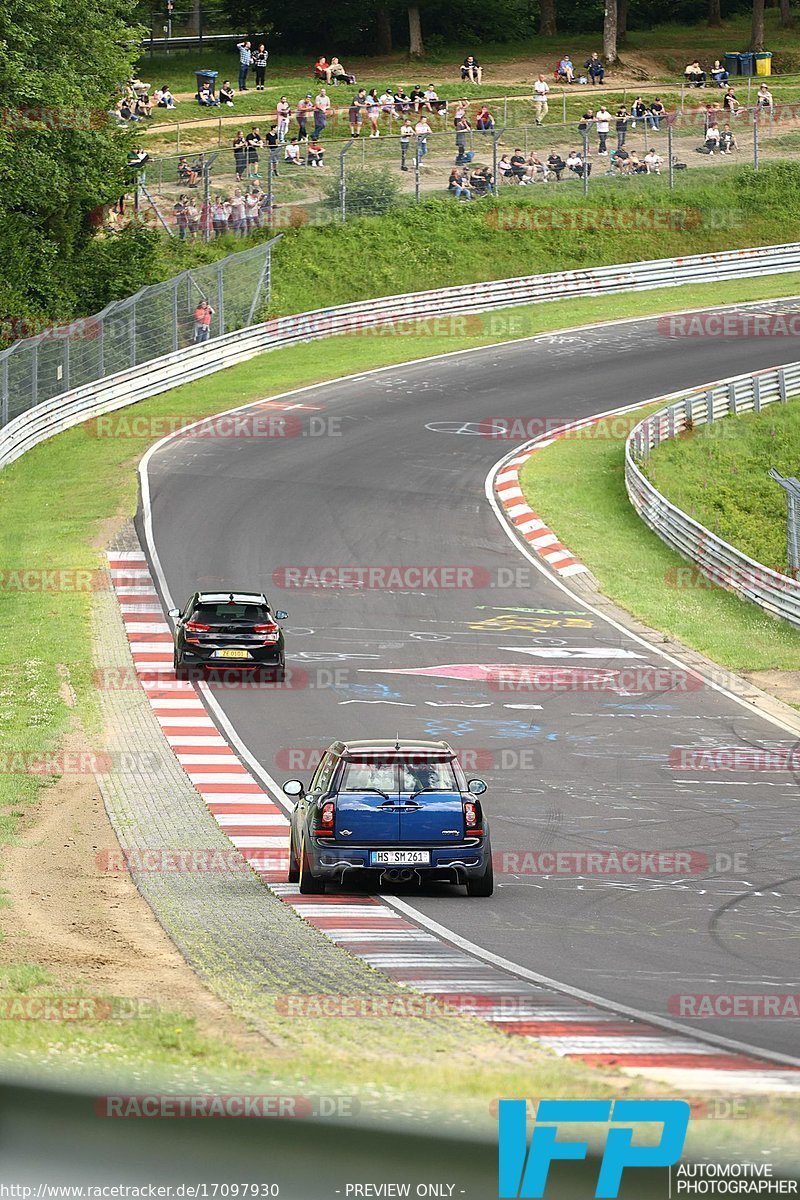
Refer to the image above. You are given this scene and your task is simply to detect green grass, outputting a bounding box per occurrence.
[645,397,800,575]
[518,404,800,672]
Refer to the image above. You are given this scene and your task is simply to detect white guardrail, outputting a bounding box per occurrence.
[626,362,800,628]
[3,241,800,474]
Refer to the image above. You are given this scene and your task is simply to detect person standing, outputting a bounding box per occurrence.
[366,89,381,137]
[246,125,263,177]
[253,44,268,90]
[265,125,279,176]
[237,41,252,92]
[615,106,628,149]
[276,96,291,142]
[414,114,431,164]
[193,299,215,343]
[232,130,247,180]
[313,88,331,138]
[533,74,549,125]
[454,111,471,163]
[595,104,611,154]
[296,93,313,139]
[399,117,414,170]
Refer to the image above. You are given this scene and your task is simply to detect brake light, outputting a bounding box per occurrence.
[185,619,211,632]
[253,623,278,632]
[464,802,478,827]
[316,801,335,836]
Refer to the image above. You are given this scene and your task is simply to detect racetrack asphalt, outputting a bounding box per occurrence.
[140,301,800,1062]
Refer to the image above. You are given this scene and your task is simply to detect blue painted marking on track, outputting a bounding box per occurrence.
[336,681,403,700]
[420,717,551,740]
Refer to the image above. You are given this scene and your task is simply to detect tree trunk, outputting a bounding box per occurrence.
[408,5,424,56]
[190,0,201,36]
[751,0,766,48]
[539,0,557,36]
[618,0,628,42]
[707,0,721,25]
[376,4,393,53]
[780,0,794,27]
[603,0,618,64]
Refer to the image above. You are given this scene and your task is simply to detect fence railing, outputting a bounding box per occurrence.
[4,240,800,474]
[625,362,800,629]
[0,238,279,429]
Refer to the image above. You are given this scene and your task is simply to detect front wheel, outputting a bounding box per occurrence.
[298,838,326,894]
[466,841,494,897]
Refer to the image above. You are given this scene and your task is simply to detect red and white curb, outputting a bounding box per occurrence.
[106,549,800,1092]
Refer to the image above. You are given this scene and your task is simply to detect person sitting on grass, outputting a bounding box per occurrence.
[509,148,527,180]
[723,86,740,116]
[134,93,153,119]
[448,166,474,199]
[757,82,775,113]
[154,85,175,108]
[547,151,566,180]
[498,153,512,181]
[177,156,199,187]
[628,149,645,173]
[219,80,235,107]
[684,60,706,88]
[567,148,591,178]
[471,164,494,194]
[196,80,218,106]
[644,146,663,173]
[475,105,494,130]
[285,138,302,165]
[649,96,666,129]
[704,120,721,153]
[610,145,630,174]
[307,139,324,166]
[461,55,482,84]
[710,59,729,87]
[720,123,738,153]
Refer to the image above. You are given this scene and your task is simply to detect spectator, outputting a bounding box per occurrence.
[285,138,302,165]
[173,195,188,238]
[237,41,252,92]
[315,56,331,83]
[509,148,527,180]
[720,123,738,153]
[307,138,324,166]
[246,126,263,176]
[475,105,494,131]
[349,91,365,136]
[134,93,153,119]
[704,120,720,153]
[454,111,471,162]
[595,104,611,154]
[228,189,246,234]
[610,145,630,174]
[461,55,482,84]
[116,97,133,122]
[723,86,740,116]
[232,131,247,180]
[394,87,412,115]
[448,167,473,199]
[296,94,314,139]
[757,83,774,114]
[534,74,550,125]
[414,114,432,163]
[177,157,199,187]
[523,153,546,183]
[710,59,728,87]
[253,44,268,90]
[558,56,575,84]
[578,106,594,141]
[329,57,356,85]
[615,106,628,149]
[424,84,445,115]
[219,80,234,107]
[212,196,229,237]
[547,151,566,180]
[471,164,494,194]
[628,150,645,173]
[276,96,291,142]
[649,96,665,129]
[192,299,214,343]
[185,198,200,239]
[498,154,511,181]
[567,149,591,178]
[196,80,217,107]
[684,60,706,88]
[128,75,150,98]
[644,147,663,174]
[314,88,331,137]
[244,190,260,231]
[380,88,396,119]
[154,85,175,108]
[585,52,604,84]
[399,117,414,169]
[630,96,653,129]
[264,124,279,175]
[366,89,381,137]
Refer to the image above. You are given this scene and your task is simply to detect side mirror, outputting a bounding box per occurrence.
[168,608,180,619]
[467,778,487,796]
[274,610,288,620]
[282,779,304,799]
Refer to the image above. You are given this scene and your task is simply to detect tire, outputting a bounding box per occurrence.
[287,830,300,883]
[298,838,326,894]
[466,841,494,897]
[173,650,188,681]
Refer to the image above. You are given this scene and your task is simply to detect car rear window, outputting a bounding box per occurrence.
[194,603,269,622]
[339,759,458,792]
[400,761,457,792]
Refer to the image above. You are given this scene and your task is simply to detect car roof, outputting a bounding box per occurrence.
[332,739,456,760]
[197,591,267,604]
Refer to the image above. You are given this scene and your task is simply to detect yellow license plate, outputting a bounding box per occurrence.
[215,649,251,660]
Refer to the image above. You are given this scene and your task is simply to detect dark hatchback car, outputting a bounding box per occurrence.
[169,591,288,679]
[283,738,493,896]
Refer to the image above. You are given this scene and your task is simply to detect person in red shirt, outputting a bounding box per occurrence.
[192,299,215,344]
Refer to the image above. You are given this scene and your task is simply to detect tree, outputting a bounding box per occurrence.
[780,0,793,27]
[408,4,424,55]
[603,0,618,64]
[751,0,766,47]
[618,0,627,42]
[539,0,557,36]
[708,0,721,25]
[376,3,393,53]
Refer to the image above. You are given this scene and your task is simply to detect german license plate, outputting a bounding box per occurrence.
[214,648,251,660]
[370,850,430,865]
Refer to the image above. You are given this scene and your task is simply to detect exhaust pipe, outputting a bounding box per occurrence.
[383,868,415,883]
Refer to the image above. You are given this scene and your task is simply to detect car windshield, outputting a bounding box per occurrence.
[400,760,457,792]
[194,603,268,623]
[341,762,396,792]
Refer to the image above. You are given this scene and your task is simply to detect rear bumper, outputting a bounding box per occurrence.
[309,839,488,880]
[181,646,283,668]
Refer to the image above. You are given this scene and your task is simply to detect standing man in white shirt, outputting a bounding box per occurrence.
[414,115,432,165]
[533,75,550,126]
[595,104,611,154]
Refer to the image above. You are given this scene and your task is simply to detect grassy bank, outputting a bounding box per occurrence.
[645,400,800,575]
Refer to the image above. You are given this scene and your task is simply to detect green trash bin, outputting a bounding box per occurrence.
[755,51,772,76]
[724,52,740,76]
[738,52,755,76]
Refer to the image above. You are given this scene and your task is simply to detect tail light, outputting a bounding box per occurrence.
[185,619,211,632]
[253,623,280,642]
[315,801,335,837]
[463,800,484,838]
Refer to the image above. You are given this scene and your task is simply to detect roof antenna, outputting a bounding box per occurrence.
[394,733,400,751]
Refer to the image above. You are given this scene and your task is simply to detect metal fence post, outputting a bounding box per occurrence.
[130,302,137,368]
[668,125,674,189]
[582,129,589,197]
[728,380,737,414]
[340,146,347,222]
[31,341,39,407]
[753,113,759,170]
[414,136,421,203]
[779,368,788,403]
[63,333,70,393]
[217,262,225,336]
[0,355,8,427]
[171,278,179,352]
[753,374,761,413]
[98,313,105,378]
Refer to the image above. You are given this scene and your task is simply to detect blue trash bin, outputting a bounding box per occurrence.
[725,52,740,77]
[738,52,755,77]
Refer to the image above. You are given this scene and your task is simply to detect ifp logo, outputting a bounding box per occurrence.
[498,1099,690,1198]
